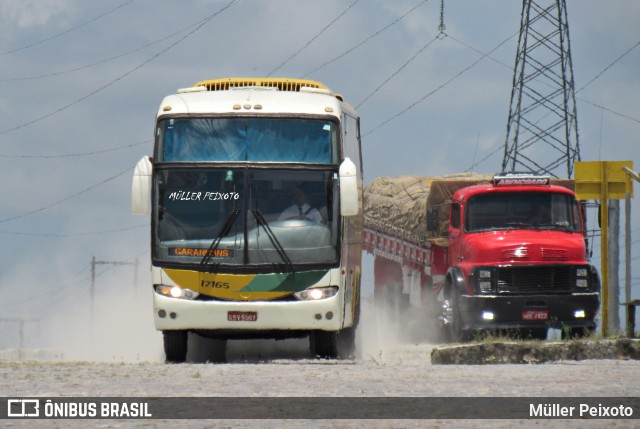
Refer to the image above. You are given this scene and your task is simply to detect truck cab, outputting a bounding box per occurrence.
[443,174,599,340]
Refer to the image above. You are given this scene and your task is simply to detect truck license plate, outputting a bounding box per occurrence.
[522,310,548,321]
[227,311,258,322]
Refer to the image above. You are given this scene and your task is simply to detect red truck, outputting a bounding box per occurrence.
[363,173,600,341]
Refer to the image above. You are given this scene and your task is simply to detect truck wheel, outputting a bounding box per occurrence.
[163,330,188,363]
[443,287,469,342]
[310,330,338,359]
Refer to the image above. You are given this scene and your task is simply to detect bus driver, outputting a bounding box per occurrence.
[278,185,323,224]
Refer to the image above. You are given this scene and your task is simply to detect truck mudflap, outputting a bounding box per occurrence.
[458,293,599,331]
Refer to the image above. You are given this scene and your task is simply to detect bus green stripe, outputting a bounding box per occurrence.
[240,270,328,292]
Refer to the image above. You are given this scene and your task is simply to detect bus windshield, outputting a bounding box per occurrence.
[464,191,582,233]
[156,117,338,163]
[153,168,339,267]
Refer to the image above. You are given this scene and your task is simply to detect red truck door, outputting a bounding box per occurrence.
[448,202,463,266]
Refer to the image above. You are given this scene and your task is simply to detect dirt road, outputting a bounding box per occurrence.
[2,335,639,428]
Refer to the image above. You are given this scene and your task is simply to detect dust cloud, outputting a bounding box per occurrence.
[42,269,163,362]
[0,258,437,363]
[2,266,165,363]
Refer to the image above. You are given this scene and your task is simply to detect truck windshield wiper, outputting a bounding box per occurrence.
[252,209,294,272]
[536,223,574,232]
[504,222,536,229]
[200,209,240,269]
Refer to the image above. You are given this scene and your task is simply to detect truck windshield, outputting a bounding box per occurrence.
[156,117,338,163]
[153,168,339,267]
[464,191,582,233]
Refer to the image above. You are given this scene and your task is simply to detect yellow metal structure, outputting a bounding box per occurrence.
[575,160,634,200]
[574,160,634,337]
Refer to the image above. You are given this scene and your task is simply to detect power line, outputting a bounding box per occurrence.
[446,33,512,70]
[0,0,238,139]
[0,224,147,238]
[0,164,133,224]
[301,0,430,78]
[363,31,515,137]
[0,140,150,159]
[356,35,440,109]
[0,14,216,83]
[578,97,640,125]
[267,0,362,77]
[0,247,148,312]
[577,38,640,94]
[465,145,503,172]
[0,0,134,56]
[447,32,640,126]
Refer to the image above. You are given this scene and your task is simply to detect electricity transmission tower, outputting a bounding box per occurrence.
[502,0,580,178]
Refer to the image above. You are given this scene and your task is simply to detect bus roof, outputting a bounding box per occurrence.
[157,77,355,118]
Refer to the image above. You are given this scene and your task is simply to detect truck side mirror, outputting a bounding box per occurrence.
[339,157,359,217]
[132,156,152,215]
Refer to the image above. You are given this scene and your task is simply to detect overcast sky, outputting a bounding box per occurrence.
[0,0,638,356]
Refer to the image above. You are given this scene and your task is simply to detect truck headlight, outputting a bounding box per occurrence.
[294,286,338,301]
[576,278,588,288]
[479,281,492,292]
[155,285,199,300]
[475,269,492,292]
[575,268,589,288]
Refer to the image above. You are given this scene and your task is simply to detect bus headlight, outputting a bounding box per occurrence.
[294,286,338,301]
[155,285,199,300]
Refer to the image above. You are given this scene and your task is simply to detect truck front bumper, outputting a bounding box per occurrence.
[458,293,599,331]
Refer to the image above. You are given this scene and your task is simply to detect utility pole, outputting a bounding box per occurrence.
[575,161,634,337]
[0,318,37,360]
[90,256,139,329]
[502,0,580,178]
[608,200,620,333]
[623,167,640,336]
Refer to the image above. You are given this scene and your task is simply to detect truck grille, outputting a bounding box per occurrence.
[541,248,569,261]
[495,266,572,294]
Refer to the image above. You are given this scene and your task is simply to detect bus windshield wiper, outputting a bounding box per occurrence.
[252,209,294,272]
[200,209,240,269]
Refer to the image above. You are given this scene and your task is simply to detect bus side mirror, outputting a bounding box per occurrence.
[132,156,152,215]
[339,157,359,217]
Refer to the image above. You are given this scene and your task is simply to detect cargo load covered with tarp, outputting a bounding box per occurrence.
[363,173,575,248]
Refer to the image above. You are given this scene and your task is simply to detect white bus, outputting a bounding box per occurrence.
[132,78,363,362]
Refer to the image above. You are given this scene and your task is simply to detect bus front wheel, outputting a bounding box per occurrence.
[310,330,338,359]
[163,330,188,363]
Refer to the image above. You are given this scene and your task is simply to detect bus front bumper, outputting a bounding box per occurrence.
[153,292,343,333]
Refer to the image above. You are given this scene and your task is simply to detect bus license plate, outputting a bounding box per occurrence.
[227,311,258,322]
[522,310,548,321]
